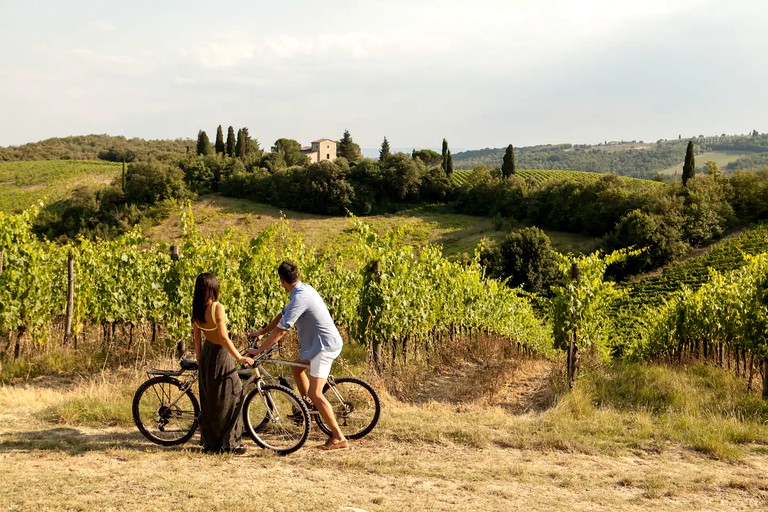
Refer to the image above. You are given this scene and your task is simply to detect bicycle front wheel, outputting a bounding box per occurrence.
[132,376,200,446]
[243,384,310,455]
[315,377,380,440]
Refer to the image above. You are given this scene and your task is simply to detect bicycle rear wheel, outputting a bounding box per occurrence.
[243,384,309,455]
[315,377,380,440]
[132,376,200,446]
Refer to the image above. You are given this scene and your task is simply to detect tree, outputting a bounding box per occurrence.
[381,153,423,201]
[480,227,560,295]
[501,144,516,178]
[235,128,251,158]
[441,138,448,172]
[125,161,191,205]
[605,209,684,278]
[215,125,225,155]
[196,130,210,156]
[226,126,236,157]
[272,138,308,167]
[682,140,695,186]
[412,149,442,168]
[337,129,362,162]
[441,138,453,175]
[379,137,391,162]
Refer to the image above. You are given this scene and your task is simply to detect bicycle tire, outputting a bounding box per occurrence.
[242,384,310,455]
[315,377,380,440]
[132,376,200,446]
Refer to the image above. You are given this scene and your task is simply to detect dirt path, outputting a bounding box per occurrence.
[2,428,767,512]
[2,366,767,512]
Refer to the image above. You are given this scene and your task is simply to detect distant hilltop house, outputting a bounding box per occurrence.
[301,139,337,163]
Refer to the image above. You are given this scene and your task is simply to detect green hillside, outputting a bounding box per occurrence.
[0,160,121,213]
[148,195,598,259]
[618,223,768,309]
[453,133,768,179]
[452,168,661,188]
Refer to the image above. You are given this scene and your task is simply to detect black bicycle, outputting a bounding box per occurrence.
[132,352,310,455]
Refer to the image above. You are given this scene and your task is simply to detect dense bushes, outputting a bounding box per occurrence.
[213,153,454,215]
[33,160,192,240]
[480,227,560,295]
[0,134,190,162]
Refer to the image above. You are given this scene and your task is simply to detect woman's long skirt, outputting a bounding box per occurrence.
[198,341,243,453]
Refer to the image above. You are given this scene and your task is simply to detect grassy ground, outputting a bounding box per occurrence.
[2,356,767,511]
[658,151,750,176]
[0,160,120,213]
[147,195,598,258]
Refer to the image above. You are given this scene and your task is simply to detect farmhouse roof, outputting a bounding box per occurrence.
[312,138,336,143]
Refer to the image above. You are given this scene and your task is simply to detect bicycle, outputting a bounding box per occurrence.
[132,350,310,455]
[246,337,381,440]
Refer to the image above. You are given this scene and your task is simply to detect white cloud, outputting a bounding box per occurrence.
[92,20,116,33]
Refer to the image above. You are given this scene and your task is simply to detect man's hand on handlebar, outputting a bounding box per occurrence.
[238,355,254,367]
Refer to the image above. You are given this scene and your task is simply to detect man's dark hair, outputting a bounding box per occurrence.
[278,261,300,284]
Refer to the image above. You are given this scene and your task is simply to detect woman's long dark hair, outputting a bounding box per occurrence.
[192,273,220,324]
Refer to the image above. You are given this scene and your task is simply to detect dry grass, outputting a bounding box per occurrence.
[2,360,768,511]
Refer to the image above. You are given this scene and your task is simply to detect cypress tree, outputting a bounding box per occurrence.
[501,144,516,178]
[226,126,236,157]
[338,129,362,161]
[196,130,210,156]
[379,137,391,162]
[441,138,448,172]
[236,127,250,158]
[215,125,225,155]
[682,140,695,186]
[446,149,453,175]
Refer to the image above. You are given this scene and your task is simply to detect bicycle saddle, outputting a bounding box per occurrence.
[180,358,199,371]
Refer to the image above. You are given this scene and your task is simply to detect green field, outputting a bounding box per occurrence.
[658,151,752,176]
[452,168,661,188]
[0,160,121,213]
[619,223,768,309]
[149,195,599,258]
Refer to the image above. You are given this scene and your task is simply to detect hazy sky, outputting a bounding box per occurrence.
[1,0,766,151]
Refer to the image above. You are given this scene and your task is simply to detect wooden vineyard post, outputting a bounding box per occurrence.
[763,357,768,399]
[64,251,75,345]
[567,262,580,388]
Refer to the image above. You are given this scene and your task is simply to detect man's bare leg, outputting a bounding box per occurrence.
[290,363,310,398]
[308,376,347,446]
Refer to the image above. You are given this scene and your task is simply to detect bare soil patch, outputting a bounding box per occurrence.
[401,357,557,413]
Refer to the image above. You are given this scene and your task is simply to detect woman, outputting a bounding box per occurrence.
[192,272,253,454]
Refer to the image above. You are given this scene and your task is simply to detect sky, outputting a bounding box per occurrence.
[1,0,767,151]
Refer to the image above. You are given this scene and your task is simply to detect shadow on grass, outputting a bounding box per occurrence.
[0,427,197,455]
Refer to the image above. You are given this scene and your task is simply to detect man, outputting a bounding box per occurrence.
[247,260,348,450]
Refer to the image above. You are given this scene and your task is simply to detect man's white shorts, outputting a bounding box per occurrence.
[309,348,342,379]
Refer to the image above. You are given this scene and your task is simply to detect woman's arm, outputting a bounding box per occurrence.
[215,303,253,366]
[192,321,202,361]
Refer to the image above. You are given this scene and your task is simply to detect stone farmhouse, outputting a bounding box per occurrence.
[301,139,337,163]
